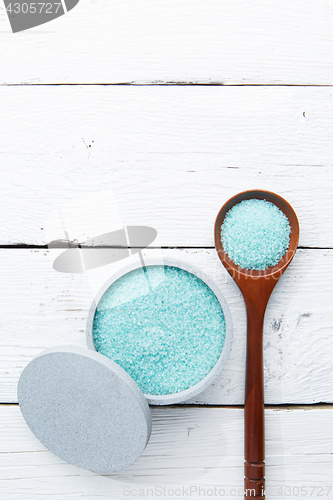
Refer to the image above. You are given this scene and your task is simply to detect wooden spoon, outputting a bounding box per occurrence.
[214,190,299,500]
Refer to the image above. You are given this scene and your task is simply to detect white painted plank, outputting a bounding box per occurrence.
[1,86,333,246]
[0,405,332,499]
[0,248,332,405]
[1,1,333,85]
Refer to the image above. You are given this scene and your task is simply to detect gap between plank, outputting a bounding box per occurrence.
[2,403,333,409]
[0,245,331,250]
[2,83,333,87]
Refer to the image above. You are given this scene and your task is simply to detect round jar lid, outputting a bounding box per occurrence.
[18,346,152,473]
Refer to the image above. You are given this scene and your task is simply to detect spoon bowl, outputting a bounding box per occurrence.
[214,190,299,500]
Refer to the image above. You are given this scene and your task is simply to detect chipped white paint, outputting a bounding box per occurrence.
[0,248,332,405]
[0,405,332,500]
[1,1,333,85]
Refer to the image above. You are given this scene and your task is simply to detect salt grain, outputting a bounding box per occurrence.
[221,199,291,270]
[93,266,226,396]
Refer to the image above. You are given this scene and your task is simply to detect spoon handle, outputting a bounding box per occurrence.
[244,305,265,500]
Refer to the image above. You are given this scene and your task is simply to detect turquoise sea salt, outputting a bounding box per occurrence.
[93,265,226,396]
[221,199,291,270]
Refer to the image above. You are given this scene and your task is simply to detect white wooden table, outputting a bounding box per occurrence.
[1,2,333,499]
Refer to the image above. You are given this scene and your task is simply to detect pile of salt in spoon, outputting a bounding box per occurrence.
[220,198,291,270]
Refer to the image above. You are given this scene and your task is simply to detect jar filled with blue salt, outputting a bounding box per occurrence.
[87,258,233,405]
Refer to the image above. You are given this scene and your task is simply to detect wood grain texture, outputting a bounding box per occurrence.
[1,1,332,495]
[1,85,333,246]
[1,248,332,405]
[1,1,333,85]
[1,405,332,499]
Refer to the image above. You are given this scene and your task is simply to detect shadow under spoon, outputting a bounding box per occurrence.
[214,190,299,500]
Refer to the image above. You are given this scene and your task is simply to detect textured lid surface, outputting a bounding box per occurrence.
[18,346,152,473]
